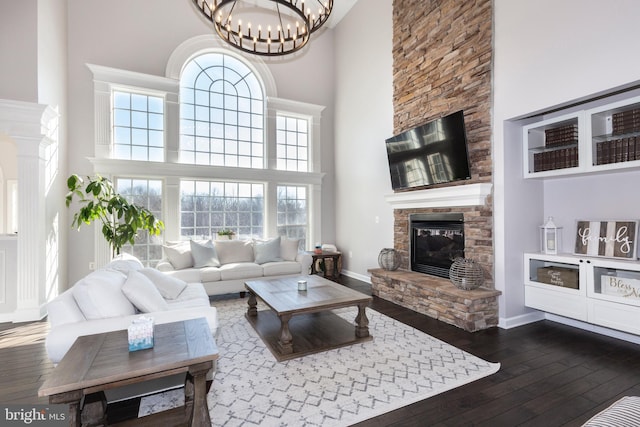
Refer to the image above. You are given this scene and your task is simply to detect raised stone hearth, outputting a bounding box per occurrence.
[369,269,501,332]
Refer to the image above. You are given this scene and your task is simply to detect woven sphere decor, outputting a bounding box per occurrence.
[378,248,400,271]
[449,257,484,290]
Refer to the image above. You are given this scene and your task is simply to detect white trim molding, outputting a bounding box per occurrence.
[384,183,493,209]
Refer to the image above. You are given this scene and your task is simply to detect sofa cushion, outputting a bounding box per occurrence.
[254,236,282,264]
[262,260,303,276]
[190,240,221,268]
[122,270,169,313]
[163,241,193,270]
[73,269,136,320]
[280,238,300,261]
[165,283,211,310]
[105,253,144,274]
[200,267,222,282]
[219,262,263,280]
[139,267,187,300]
[215,240,254,265]
[47,288,86,327]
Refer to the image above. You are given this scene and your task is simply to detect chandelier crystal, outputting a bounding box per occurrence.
[192,0,333,56]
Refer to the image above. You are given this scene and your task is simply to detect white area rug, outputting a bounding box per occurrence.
[140,297,500,426]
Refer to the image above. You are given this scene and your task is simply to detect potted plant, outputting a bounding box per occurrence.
[217,228,236,240]
[65,174,164,257]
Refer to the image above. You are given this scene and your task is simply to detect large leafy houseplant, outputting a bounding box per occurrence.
[66,174,164,257]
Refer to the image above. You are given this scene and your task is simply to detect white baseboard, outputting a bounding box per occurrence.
[498,311,545,329]
[341,270,371,283]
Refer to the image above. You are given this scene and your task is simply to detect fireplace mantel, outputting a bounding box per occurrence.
[384,183,492,209]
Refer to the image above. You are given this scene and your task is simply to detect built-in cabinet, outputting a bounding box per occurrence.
[521,90,640,337]
[525,252,640,335]
[523,95,640,179]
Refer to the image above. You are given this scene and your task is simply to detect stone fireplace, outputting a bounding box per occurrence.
[371,0,497,332]
[369,184,500,332]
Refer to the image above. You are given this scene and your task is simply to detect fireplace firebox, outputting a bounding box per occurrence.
[410,213,464,279]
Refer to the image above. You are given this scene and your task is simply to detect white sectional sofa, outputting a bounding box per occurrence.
[45,254,218,365]
[156,237,313,296]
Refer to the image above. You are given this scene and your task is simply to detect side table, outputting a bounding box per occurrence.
[307,250,342,278]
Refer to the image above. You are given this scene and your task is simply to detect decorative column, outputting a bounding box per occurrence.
[0,99,58,322]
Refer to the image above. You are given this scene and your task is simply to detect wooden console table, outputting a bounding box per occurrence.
[38,318,218,426]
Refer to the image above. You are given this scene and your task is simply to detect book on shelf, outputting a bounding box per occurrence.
[595,136,640,165]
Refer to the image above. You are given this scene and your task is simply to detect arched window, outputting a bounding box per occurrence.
[179,53,264,168]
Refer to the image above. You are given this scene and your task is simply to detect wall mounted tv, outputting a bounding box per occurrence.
[385,110,472,191]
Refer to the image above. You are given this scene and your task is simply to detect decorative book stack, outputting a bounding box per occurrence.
[594,107,640,165]
[612,108,640,135]
[533,123,579,172]
[595,137,639,165]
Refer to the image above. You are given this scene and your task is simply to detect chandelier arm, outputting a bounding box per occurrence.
[192,0,331,57]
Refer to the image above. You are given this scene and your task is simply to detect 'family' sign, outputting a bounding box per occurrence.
[574,220,638,259]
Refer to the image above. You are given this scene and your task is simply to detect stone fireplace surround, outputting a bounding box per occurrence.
[369,183,501,332]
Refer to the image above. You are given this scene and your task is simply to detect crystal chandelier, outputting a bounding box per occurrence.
[192,0,333,56]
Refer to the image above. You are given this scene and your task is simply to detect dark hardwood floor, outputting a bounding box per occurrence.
[2,275,639,426]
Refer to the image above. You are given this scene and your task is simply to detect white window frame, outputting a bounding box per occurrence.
[86,38,325,267]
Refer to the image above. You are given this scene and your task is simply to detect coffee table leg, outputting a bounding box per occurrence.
[186,361,212,427]
[276,314,293,354]
[355,304,370,338]
[247,291,257,317]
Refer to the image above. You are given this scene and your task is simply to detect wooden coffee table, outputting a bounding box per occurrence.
[244,275,372,361]
[38,318,218,427]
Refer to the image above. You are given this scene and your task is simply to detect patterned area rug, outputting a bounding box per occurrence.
[139,297,500,426]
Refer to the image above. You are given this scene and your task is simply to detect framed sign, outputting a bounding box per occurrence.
[574,220,638,259]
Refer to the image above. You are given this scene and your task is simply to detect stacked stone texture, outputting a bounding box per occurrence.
[383,0,495,328]
[370,269,500,332]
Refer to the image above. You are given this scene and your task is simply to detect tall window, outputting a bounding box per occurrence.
[180,180,264,239]
[276,115,309,172]
[116,178,163,266]
[179,53,264,168]
[277,185,307,248]
[113,91,164,161]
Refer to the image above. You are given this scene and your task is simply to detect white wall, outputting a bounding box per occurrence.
[494,0,640,323]
[333,0,394,280]
[0,0,38,102]
[65,1,336,285]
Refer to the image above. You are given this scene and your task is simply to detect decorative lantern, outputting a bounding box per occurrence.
[449,257,484,290]
[540,216,562,254]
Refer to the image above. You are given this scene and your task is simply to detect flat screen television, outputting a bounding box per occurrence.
[385,110,472,190]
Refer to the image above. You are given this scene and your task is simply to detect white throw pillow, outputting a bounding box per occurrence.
[163,241,193,270]
[139,267,188,300]
[190,240,220,268]
[254,236,282,264]
[122,270,169,313]
[215,240,254,265]
[73,269,136,320]
[280,237,300,261]
[105,253,144,274]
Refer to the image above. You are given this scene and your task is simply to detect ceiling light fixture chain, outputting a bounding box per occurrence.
[192,0,333,56]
